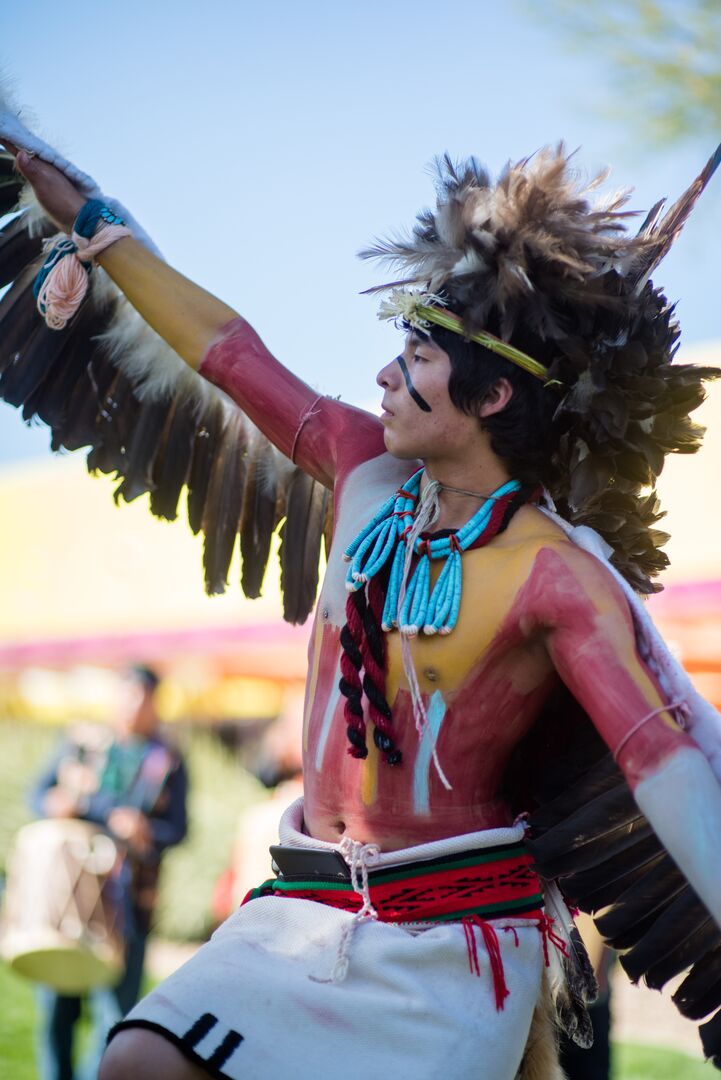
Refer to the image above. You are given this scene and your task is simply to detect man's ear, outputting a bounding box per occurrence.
[478,378,513,419]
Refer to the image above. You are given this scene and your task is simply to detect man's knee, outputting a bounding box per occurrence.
[100,1027,210,1080]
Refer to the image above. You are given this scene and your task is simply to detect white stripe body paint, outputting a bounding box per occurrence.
[413,690,447,814]
[314,656,342,772]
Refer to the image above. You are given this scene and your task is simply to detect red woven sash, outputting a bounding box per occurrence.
[246,840,544,925]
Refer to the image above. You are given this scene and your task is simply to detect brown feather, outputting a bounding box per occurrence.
[0,318,69,407]
[239,437,279,599]
[186,400,225,536]
[278,469,328,624]
[700,1008,721,1068]
[630,142,721,292]
[0,266,42,374]
[113,396,171,503]
[42,306,121,444]
[673,943,721,1021]
[0,211,44,289]
[85,370,137,475]
[200,414,247,594]
[149,394,196,521]
[622,900,717,990]
[0,149,23,213]
[55,349,119,452]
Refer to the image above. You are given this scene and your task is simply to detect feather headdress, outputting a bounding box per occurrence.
[361,145,721,593]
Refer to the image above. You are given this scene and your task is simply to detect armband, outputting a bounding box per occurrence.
[33,201,132,330]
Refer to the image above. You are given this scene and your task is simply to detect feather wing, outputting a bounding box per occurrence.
[239,436,282,599]
[0,149,328,623]
[524,715,721,1068]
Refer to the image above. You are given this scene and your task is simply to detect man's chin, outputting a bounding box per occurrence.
[383,431,420,461]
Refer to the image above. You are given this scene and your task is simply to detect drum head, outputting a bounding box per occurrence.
[1,819,126,994]
[6,930,124,994]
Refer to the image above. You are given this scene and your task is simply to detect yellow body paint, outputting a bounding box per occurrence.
[384,509,564,703]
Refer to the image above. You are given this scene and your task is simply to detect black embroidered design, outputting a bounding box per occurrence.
[183,1013,218,1048]
[206,1030,244,1069]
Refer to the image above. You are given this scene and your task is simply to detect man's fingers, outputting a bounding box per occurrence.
[0,142,39,176]
[16,149,40,176]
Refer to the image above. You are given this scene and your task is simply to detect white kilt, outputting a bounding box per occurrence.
[110,801,544,1080]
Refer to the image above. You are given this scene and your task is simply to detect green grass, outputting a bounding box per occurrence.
[0,960,160,1079]
[615,1041,717,1079]
[0,963,37,1080]
[0,722,57,867]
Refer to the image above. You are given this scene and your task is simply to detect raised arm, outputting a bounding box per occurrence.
[534,543,721,928]
[13,149,385,487]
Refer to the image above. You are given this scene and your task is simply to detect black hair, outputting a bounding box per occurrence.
[128,664,161,694]
[410,320,562,488]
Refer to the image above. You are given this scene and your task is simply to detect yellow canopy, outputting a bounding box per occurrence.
[653,341,721,584]
[0,454,310,681]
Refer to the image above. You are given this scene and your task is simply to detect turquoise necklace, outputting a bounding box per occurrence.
[343,469,521,636]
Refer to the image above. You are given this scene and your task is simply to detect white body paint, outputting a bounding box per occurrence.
[413,690,447,814]
[635,746,721,928]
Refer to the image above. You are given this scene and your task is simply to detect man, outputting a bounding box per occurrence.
[30,666,188,1080]
[7,140,721,1080]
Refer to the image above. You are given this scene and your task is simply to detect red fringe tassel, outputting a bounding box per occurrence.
[462,916,510,1011]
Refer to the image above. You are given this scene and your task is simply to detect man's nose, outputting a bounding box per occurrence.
[376,356,401,388]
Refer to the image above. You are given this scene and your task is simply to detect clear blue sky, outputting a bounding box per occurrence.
[1,0,718,465]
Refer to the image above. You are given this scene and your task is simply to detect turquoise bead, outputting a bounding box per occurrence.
[343,469,521,637]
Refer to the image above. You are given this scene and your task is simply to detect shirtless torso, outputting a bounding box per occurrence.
[202,318,691,852]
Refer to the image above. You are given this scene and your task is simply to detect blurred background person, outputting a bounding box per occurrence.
[28,665,188,1080]
[211,690,304,923]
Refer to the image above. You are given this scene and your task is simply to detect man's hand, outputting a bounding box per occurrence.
[6,142,85,233]
[4,137,238,370]
[42,785,79,819]
[108,806,153,855]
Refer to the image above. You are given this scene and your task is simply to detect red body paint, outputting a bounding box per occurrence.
[201,318,386,493]
[201,318,693,851]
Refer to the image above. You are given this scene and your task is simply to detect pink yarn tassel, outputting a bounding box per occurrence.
[37,223,132,331]
[36,252,90,330]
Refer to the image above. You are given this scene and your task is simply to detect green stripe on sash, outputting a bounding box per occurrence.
[369,846,528,885]
[271,878,352,893]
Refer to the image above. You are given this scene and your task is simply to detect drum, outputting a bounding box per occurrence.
[0,818,125,993]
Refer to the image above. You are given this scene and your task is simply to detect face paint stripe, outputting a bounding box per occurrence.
[397,354,432,412]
